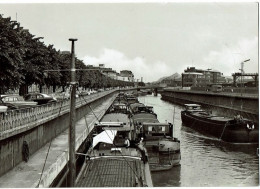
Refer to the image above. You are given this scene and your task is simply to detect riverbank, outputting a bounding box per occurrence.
[161,89,258,122]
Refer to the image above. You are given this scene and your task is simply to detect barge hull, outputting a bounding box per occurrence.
[181,112,258,143]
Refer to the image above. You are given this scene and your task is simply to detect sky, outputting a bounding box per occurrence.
[0,2,258,82]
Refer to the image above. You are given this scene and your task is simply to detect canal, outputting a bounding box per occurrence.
[138,94,259,187]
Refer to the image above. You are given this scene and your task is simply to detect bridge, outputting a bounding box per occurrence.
[141,83,167,95]
[0,88,135,187]
[232,72,258,87]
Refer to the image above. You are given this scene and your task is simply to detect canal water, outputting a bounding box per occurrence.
[138,94,259,187]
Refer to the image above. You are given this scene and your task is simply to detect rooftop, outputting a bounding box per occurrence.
[182,72,203,75]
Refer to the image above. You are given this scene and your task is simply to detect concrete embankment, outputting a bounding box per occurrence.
[0,93,116,187]
[0,90,118,177]
[161,89,259,122]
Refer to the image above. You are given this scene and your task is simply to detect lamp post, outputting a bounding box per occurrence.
[239,59,250,88]
[68,38,77,187]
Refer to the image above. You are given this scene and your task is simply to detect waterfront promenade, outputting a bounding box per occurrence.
[0,95,115,188]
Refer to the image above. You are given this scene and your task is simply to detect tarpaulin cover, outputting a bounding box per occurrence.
[92,130,117,148]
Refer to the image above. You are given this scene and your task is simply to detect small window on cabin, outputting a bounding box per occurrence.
[8,97,12,102]
[162,126,165,132]
[37,95,43,99]
[148,126,153,131]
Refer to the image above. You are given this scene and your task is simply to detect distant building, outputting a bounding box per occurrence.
[102,69,118,80]
[161,77,182,87]
[88,64,135,82]
[120,70,134,82]
[117,73,127,81]
[182,67,223,87]
[99,64,105,69]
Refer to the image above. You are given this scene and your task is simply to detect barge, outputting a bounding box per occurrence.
[130,103,181,171]
[76,100,153,187]
[181,104,259,143]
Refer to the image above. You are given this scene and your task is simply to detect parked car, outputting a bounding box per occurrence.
[0,105,8,113]
[89,90,97,94]
[0,95,37,109]
[78,91,91,96]
[97,89,104,92]
[24,93,57,105]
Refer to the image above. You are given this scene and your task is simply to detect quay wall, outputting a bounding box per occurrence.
[161,89,259,122]
[0,90,120,177]
[37,95,117,188]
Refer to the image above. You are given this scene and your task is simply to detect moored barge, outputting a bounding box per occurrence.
[76,102,153,187]
[181,104,259,143]
[130,103,181,171]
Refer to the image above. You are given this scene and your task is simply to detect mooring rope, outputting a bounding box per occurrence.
[219,121,228,140]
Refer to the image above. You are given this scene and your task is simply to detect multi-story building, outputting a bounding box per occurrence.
[182,67,223,87]
[90,64,135,82]
[116,73,128,82]
[102,68,118,80]
[120,70,134,82]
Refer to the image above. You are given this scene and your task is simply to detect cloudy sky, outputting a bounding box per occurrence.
[0,2,258,82]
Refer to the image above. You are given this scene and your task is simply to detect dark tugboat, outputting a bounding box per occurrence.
[181,104,259,143]
[130,103,181,171]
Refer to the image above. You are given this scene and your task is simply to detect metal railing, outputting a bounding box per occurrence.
[0,90,116,139]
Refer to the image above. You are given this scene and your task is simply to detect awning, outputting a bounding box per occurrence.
[92,130,117,148]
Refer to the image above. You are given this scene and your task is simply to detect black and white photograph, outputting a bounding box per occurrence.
[0,0,259,187]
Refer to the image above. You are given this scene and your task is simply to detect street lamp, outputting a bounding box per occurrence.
[239,59,250,88]
[68,38,77,187]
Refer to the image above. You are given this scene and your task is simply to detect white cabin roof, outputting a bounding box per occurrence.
[184,104,201,107]
[96,122,124,127]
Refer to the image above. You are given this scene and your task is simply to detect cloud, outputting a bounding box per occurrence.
[82,48,173,82]
[202,37,258,76]
[82,37,258,83]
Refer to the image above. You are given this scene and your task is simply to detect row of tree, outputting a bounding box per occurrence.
[0,15,135,95]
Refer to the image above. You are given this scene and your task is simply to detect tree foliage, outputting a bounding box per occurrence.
[0,15,134,94]
[0,16,24,93]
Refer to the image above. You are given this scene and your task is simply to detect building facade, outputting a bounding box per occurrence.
[88,64,135,82]
[182,67,223,87]
[120,70,134,82]
[102,68,118,80]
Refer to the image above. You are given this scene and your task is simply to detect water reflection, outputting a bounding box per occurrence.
[138,94,259,187]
